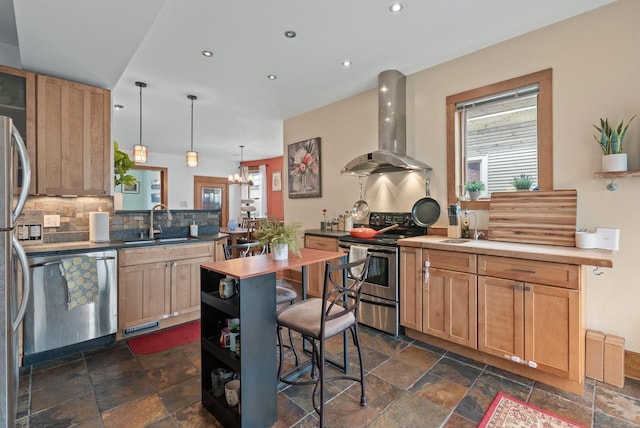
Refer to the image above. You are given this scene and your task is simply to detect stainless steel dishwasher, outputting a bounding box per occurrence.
[23,249,117,365]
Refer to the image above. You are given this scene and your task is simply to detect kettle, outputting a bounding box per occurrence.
[219,277,237,299]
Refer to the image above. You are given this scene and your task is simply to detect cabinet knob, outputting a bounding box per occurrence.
[514,284,521,290]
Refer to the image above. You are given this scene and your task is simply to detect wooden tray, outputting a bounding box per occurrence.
[488,190,577,247]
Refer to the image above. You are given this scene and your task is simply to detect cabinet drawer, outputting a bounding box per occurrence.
[478,255,579,289]
[119,242,214,266]
[305,235,338,251]
[425,249,477,274]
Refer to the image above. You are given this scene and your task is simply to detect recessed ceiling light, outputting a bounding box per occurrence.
[342,60,352,67]
[267,75,277,80]
[113,104,124,110]
[201,50,213,57]
[284,30,297,38]
[389,3,403,13]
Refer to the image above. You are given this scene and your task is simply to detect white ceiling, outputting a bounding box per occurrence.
[3,0,615,162]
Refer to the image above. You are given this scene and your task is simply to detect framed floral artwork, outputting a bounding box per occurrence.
[272,171,282,191]
[288,137,321,198]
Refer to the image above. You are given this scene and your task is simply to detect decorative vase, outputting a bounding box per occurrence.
[227,219,238,231]
[271,243,288,261]
[468,191,480,201]
[602,153,627,172]
[113,192,123,210]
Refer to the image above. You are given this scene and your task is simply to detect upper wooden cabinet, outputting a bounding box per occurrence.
[0,65,37,194]
[36,75,111,195]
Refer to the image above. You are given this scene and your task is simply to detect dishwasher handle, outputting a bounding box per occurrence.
[29,255,116,269]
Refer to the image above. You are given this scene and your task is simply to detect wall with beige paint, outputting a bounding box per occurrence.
[284,0,640,351]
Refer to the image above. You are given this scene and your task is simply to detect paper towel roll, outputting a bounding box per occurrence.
[89,212,110,243]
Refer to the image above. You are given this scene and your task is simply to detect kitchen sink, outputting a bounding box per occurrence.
[157,237,191,242]
[440,239,469,244]
[122,239,155,245]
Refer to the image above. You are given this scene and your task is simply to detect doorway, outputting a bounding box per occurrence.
[194,176,228,227]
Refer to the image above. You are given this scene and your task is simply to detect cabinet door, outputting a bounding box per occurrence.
[118,261,171,329]
[304,236,338,298]
[424,267,477,348]
[478,276,524,360]
[399,246,422,331]
[172,255,213,316]
[36,75,110,195]
[525,283,580,380]
[0,65,37,194]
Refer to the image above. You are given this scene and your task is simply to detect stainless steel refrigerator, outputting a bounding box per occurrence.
[0,115,31,427]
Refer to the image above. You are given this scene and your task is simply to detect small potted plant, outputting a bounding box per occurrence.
[464,180,485,201]
[593,115,637,172]
[113,141,136,210]
[256,218,302,260]
[512,174,533,191]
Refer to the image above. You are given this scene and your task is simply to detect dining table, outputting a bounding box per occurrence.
[199,248,346,427]
[218,226,249,245]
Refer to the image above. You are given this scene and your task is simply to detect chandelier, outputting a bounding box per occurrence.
[132,81,148,163]
[185,95,198,167]
[228,145,254,186]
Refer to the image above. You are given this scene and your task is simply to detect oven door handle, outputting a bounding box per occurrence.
[366,249,397,257]
[359,297,397,308]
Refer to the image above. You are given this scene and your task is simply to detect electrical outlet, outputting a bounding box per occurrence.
[180,200,188,208]
[44,215,60,227]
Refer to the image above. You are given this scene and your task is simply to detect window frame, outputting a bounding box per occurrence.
[446,68,553,209]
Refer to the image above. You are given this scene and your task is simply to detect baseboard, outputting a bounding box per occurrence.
[625,350,640,381]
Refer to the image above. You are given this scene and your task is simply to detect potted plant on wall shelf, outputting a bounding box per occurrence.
[256,219,301,260]
[113,141,136,210]
[512,174,533,191]
[594,115,637,172]
[464,180,485,201]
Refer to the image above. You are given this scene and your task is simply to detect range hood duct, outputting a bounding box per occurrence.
[341,70,432,175]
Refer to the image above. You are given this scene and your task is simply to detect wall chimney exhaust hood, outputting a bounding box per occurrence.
[341,70,432,176]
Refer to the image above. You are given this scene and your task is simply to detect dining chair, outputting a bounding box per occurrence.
[276,255,371,427]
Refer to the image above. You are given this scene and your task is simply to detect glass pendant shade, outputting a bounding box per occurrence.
[133,144,148,163]
[186,95,198,167]
[186,150,198,167]
[134,81,148,163]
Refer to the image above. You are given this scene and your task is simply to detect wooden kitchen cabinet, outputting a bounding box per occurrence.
[0,65,37,194]
[304,235,339,297]
[36,74,111,195]
[399,246,422,331]
[478,255,581,381]
[118,242,214,333]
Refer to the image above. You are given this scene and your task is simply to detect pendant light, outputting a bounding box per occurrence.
[186,95,198,167]
[132,81,148,163]
[228,145,254,186]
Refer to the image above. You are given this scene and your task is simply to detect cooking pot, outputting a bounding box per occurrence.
[349,224,399,239]
[411,178,441,227]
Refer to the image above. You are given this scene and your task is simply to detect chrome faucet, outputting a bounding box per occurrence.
[466,210,484,240]
[149,204,172,239]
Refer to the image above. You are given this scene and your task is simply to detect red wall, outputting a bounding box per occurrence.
[241,156,284,221]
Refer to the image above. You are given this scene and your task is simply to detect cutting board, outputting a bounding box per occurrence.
[488,190,577,247]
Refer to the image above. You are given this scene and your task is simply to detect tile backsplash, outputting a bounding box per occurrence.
[24,196,220,243]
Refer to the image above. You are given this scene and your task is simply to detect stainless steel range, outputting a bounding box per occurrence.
[338,212,426,336]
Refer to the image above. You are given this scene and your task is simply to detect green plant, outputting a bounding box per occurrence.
[256,218,302,256]
[512,174,533,190]
[464,180,485,192]
[593,115,637,154]
[114,141,137,187]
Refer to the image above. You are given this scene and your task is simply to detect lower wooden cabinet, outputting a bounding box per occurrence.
[478,274,580,381]
[303,235,339,297]
[118,242,214,332]
[400,245,584,389]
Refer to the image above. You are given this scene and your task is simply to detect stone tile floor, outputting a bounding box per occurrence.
[16,325,640,427]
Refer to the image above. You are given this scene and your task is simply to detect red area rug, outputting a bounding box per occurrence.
[479,392,585,428]
[128,321,200,354]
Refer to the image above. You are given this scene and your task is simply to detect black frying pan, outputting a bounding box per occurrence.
[411,178,441,227]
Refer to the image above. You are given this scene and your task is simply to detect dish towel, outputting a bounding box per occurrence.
[349,246,369,278]
[59,256,99,310]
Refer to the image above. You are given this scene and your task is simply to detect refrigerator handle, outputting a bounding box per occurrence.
[11,123,31,224]
[12,234,30,332]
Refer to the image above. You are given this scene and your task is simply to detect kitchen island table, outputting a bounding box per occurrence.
[199,248,345,428]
